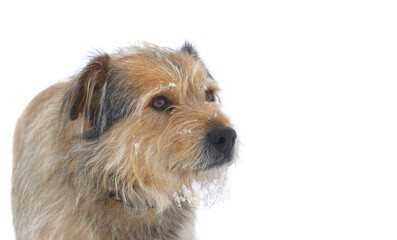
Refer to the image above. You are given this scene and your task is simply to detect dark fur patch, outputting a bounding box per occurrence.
[84,76,132,139]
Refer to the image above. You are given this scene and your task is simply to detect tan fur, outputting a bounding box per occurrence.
[12,42,237,240]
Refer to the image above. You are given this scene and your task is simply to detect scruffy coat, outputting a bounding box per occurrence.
[12,42,236,240]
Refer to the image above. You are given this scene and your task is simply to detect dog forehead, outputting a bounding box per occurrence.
[119,50,215,96]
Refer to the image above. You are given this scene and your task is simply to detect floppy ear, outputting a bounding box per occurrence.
[61,53,111,137]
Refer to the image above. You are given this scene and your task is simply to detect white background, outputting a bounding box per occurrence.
[1,0,397,239]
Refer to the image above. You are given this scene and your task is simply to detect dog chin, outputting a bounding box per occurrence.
[206,155,235,170]
[195,152,235,171]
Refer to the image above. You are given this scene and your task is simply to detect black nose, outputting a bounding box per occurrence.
[207,126,237,155]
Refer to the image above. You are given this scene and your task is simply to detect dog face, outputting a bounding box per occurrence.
[61,42,237,210]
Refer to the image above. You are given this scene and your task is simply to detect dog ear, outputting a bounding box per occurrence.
[180,41,200,60]
[61,53,132,139]
[61,53,110,135]
[180,41,215,80]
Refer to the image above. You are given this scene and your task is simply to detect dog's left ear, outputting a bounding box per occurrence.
[180,41,200,60]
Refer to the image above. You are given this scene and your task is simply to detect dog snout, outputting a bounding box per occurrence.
[206,126,237,157]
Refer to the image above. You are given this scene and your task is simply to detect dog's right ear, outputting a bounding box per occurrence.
[180,41,200,60]
[61,53,110,127]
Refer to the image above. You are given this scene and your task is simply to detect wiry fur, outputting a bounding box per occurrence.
[12,42,237,240]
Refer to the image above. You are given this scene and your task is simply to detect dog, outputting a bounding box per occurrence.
[12,42,237,240]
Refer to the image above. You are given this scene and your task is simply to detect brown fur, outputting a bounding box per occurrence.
[12,42,237,240]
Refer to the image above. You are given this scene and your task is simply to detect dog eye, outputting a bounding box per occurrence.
[150,96,172,111]
[205,89,215,102]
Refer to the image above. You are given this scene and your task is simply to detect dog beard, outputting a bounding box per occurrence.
[173,166,231,209]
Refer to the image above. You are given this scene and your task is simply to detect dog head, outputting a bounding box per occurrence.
[61,42,238,212]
